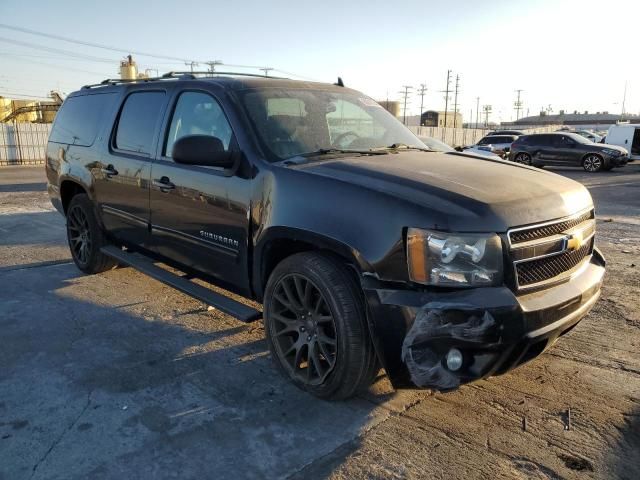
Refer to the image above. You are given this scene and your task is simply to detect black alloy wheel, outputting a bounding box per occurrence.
[65,194,117,274]
[264,252,378,399]
[514,152,532,165]
[269,273,337,385]
[67,203,92,266]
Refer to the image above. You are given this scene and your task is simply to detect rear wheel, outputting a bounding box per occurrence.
[264,252,377,400]
[66,194,118,274]
[582,154,603,172]
[514,152,532,165]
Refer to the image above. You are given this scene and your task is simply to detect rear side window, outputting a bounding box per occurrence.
[114,91,166,156]
[49,93,116,146]
[530,135,551,146]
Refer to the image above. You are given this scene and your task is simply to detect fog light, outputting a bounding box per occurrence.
[446,348,463,371]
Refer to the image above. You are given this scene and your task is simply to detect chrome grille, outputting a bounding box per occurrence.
[508,209,595,291]
[516,237,593,286]
[509,210,594,245]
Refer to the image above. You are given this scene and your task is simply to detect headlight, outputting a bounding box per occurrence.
[407,228,503,287]
[602,148,620,156]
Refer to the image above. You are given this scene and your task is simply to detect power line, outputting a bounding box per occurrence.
[0,23,194,63]
[0,23,318,82]
[0,91,53,100]
[1,54,112,76]
[0,36,116,63]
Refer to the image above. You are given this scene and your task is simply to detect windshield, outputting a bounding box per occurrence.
[566,132,591,144]
[241,88,426,161]
[419,136,454,152]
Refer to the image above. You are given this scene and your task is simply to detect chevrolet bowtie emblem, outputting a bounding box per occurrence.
[566,232,584,251]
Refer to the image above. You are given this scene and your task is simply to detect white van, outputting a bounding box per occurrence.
[606,124,640,160]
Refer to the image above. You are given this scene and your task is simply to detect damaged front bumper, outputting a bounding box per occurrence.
[363,248,606,391]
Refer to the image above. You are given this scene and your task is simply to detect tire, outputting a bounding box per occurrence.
[582,154,603,172]
[264,252,378,400]
[514,152,532,165]
[66,194,118,274]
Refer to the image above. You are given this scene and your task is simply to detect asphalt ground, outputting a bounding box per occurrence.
[1,164,638,480]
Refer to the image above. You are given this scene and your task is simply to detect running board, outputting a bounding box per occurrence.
[101,246,261,323]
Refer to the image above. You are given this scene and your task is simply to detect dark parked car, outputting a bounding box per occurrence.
[46,73,605,399]
[510,132,628,172]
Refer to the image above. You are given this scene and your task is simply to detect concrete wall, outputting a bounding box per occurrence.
[0,123,52,166]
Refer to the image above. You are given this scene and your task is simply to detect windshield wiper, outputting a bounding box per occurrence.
[371,143,431,152]
[298,148,388,157]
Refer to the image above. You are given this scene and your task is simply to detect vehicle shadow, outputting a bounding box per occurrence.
[608,404,640,480]
[0,182,47,193]
[0,263,379,480]
[0,211,66,247]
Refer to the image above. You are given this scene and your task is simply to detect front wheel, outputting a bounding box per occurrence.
[66,194,118,274]
[264,252,378,400]
[513,152,532,165]
[582,154,603,172]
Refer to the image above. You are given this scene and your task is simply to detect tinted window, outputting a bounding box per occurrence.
[479,135,513,145]
[115,91,166,155]
[49,93,116,146]
[530,135,553,146]
[165,91,233,157]
[554,135,576,146]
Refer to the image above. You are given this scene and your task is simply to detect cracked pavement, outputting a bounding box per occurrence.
[0,165,639,479]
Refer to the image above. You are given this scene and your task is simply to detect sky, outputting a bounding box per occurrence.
[1,0,638,123]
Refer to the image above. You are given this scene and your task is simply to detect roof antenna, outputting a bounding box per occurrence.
[335,77,344,87]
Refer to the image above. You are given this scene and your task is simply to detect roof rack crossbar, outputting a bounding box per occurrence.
[81,70,290,90]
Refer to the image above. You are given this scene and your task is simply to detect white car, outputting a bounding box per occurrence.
[470,134,519,157]
[573,130,603,143]
[418,136,502,160]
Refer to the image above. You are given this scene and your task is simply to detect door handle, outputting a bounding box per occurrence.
[101,164,118,177]
[153,176,175,191]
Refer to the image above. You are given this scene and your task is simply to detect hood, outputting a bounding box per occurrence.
[598,144,628,154]
[291,151,593,232]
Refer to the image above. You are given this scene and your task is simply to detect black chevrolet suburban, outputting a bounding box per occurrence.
[46,73,605,399]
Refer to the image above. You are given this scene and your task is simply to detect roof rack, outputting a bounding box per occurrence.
[81,71,288,90]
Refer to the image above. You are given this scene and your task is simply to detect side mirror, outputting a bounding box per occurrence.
[172,135,234,168]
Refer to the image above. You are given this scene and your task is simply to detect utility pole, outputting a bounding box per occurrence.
[259,67,273,77]
[185,61,199,73]
[621,81,628,119]
[399,85,413,125]
[476,97,480,129]
[482,105,492,128]
[514,89,524,121]
[417,83,427,126]
[206,60,223,73]
[442,70,452,128]
[453,74,460,128]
